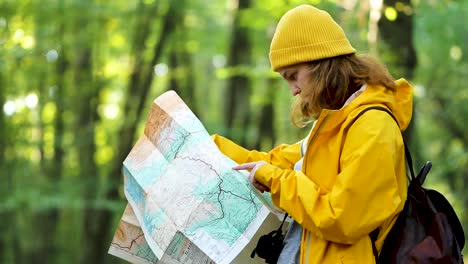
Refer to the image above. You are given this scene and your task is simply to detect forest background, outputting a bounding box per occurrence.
[1,0,466,263]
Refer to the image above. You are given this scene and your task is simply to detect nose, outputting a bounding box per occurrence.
[288,85,300,96]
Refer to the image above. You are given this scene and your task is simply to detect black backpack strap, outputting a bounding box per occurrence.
[351,106,415,262]
[370,228,379,263]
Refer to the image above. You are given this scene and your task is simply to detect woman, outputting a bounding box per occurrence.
[212,5,412,263]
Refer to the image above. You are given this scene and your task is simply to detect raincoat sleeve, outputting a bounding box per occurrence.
[211,134,301,169]
[254,111,405,244]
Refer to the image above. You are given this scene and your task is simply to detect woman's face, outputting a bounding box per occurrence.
[278,63,311,97]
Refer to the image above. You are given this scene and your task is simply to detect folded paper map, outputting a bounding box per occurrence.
[108,91,283,263]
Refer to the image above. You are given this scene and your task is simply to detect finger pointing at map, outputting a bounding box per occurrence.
[233,161,270,193]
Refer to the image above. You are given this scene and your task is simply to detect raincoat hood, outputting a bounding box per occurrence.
[318,78,413,132]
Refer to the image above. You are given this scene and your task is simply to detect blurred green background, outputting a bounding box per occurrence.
[0,0,466,263]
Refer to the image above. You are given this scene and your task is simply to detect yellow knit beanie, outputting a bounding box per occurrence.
[269,5,356,71]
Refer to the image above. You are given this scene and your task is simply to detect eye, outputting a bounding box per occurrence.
[288,73,297,81]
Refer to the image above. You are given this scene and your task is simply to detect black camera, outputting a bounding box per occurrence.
[250,214,288,263]
[250,229,285,263]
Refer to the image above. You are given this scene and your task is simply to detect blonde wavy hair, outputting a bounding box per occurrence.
[291,54,396,127]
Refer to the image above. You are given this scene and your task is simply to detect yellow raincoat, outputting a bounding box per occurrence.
[212,79,413,263]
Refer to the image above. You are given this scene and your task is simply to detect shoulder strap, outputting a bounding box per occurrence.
[353,106,414,262]
[353,106,416,181]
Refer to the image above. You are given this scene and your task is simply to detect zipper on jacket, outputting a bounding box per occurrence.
[302,113,330,174]
[299,113,330,264]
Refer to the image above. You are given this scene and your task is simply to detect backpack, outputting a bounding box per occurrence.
[355,107,465,263]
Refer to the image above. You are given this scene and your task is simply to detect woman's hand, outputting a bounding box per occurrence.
[232,161,270,193]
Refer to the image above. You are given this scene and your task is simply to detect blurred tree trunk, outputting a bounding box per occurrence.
[73,1,102,262]
[169,50,181,93]
[378,0,417,79]
[255,78,277,150]
[168,47,197,115]
[37,72,46,172]
[94,1,179,262]
[0,61,8,263]
[0,57,5,170]
[33,2,68,262]
[182,51,196,115]
[0,36,5,166]
[225,0,252,147]
[167,0,197,115]
[0,46,20,264]
[52,22,67,200]
[378,0,419,163]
